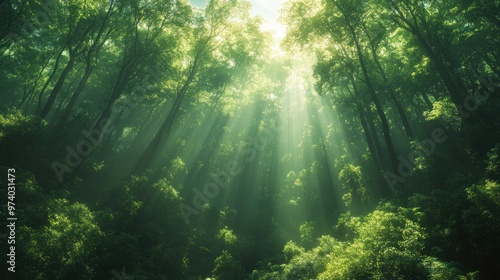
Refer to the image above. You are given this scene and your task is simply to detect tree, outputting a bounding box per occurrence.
[135,0,267,171]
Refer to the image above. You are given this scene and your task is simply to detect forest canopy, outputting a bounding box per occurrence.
[0,0,499,279]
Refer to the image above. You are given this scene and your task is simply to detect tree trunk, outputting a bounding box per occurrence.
[387,0,469,112]
[421,91,433,108]
[35,46,65,114]
[336,1,399,176]
[127,98,165,153]
[60,7,112,122]
[134,56,200,172]
[92,54,135,133]
[39,54,76,119]
[362,22,414,140]
[347,74,382,168]
[134,93,185,172]
[17,53,53,110]
[482,52,500,77]
[60,58,93,121]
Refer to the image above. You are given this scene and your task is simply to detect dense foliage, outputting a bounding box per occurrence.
[0,0,499,279]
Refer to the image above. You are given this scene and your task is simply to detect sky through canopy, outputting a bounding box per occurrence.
[190,0,287,40]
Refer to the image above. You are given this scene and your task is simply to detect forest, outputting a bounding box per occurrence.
[0,0,499,279]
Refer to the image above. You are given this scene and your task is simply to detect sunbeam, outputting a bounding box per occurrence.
[1,0,499,278]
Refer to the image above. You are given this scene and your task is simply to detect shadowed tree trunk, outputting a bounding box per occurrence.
[134,71,192,172]
[38,52,76,119]
[38,23,94,119]
[35,46,65,114]
[335,0,399,177]
[362,21,414,139]
[60,1,115,122]
[386,0,469,113]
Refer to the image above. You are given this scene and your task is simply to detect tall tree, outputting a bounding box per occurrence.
[135,0,266,172]
[382,0,470,113]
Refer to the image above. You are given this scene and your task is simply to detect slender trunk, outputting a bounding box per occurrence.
[309,103,341,219]
[336,1,399,175]
[347,74,381,167]
[337,110,356,154]
[366,80,398,175]
[365,109,383,156]
[62,1,114,122]
[387,0,468,111]
[38,19,97,119]
[358,105,381,166]
[421,91,433,108]
[389,90,414,137]
[128,99,165,153]
[53,83,74,120]
[135,93,185,172]
[92,55,135,132]
[100,108,129,153]
[134,56,200,172]
[36,46,65,114]
[39,54,76,119]
[482,52,500,77]
[128,118,155,154]
[60,58,93,121]
[362,22,414,139]
[416,31,467,106]
[17,54,53,110]
[17,86,30,110]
